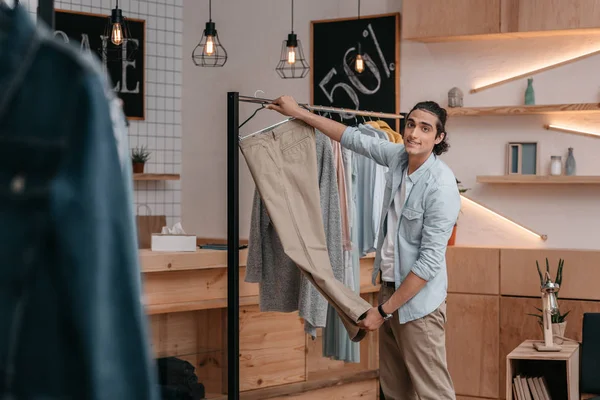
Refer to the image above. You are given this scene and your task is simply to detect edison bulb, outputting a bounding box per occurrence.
[355,54,364,73]
[287,47,296,64]
[205,35,215,55]
[111,23,123,45]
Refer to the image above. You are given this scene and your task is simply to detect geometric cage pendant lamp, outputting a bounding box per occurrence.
[192,0,228,67]
[102,0,138,62]
[275,0,310,79]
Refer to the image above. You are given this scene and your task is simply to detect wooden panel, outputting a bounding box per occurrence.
[501,0,600,33]
[149,309,226,394]
[447,102,600,115]
[457,397,496,400]
[133,173,180,181]
[477,175,600,185]
[446,294,500,398]
[239,306,306,391]
[499,296,600,399]
[210,370,379,400]
[360,256,379,294]
[500,249,600,300]
[143,267,258,305]
[271,379,377,399]
[447,247,500,294]
[140,248,248,272]
[403,0,501,39]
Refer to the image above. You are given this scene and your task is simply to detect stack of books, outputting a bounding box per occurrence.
[512,375,552,400]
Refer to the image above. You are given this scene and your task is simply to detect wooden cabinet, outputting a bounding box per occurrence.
[446,294,500,399]
[501,0,600,33]
[402,0,502,40]
[403,0,600,41]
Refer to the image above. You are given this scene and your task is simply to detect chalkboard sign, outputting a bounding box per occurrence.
[311,13,400,130]
[54,10,145,120]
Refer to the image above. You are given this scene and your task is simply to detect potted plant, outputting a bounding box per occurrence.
[448,179,469,246]
[528,258,570,344]
[131,145,151,174]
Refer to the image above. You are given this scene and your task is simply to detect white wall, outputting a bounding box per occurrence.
[183,0,600,250]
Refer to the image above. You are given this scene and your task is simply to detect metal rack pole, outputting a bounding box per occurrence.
[226,92,240,399]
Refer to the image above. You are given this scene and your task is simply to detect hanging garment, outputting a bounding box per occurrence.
[0,5,158,399]
[369,120,403,144]
[246,130,345,338]
[359,124,389,248]
[322,147,360,363]
[351,128,377,257]
[330,140,351,251]
[241,120,372,342]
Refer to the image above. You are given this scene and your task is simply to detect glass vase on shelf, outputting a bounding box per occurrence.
[565,147,576,176]
[550,156,562,176]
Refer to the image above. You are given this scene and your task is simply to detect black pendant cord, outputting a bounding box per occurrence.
[291,0,294,32]
[208,0,212,21]
[357,0,360,19]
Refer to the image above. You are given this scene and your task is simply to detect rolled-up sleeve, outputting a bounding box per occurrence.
[411,184,461,281]
[340,126,402,168]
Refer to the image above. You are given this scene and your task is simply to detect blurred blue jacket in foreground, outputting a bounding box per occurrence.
[0,4,158,399]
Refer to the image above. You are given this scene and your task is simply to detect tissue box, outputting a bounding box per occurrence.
[151,234,197,252]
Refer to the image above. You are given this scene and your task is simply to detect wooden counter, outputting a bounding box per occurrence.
[141,248,379,399]
[140,246,600,400]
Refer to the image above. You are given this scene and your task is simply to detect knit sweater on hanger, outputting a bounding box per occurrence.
[246,130,345,338]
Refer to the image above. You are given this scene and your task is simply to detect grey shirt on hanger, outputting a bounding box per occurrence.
[246,130,345,338]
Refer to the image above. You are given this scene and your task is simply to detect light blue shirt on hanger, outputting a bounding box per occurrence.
[340,126,461,323]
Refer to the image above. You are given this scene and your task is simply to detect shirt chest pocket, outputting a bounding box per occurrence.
[399,207,423,243]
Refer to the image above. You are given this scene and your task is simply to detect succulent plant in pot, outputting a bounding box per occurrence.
[528,258,570,344]
[131,145,151,174]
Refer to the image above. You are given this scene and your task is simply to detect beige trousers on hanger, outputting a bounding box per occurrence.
[240,119,372,342]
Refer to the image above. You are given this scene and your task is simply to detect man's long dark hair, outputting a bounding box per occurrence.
[407,101,449,156]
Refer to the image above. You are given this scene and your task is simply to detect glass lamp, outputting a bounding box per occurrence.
[102,0,138,62]
[275,0,309,79]
[192,0,228,67]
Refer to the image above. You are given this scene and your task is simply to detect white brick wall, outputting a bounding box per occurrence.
[23,0,183,226]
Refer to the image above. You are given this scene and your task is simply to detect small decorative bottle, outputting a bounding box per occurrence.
[550,156,562,176]
[565,147,576,176]
[525,78,535,105]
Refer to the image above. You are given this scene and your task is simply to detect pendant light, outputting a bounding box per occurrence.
[275,0,310,79]
[346,0,365,74]
[192,0,228,67]
[103,0,138,62]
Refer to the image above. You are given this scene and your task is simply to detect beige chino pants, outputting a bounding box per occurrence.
[379,284,456,400]
[240,119,372,342]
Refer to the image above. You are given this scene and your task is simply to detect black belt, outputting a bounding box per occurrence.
[382,281,395,288]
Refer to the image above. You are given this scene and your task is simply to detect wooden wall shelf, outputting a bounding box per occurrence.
[133,173,180,181]
[477,175,600,184]
[447,103,600,117]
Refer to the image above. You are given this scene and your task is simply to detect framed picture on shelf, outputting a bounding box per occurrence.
[506,142,540,175]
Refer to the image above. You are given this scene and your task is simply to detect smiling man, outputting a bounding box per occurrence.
[267,97,461,400]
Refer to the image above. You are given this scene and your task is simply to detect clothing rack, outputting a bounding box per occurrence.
[238,95,405,120]
[226,92,403,399]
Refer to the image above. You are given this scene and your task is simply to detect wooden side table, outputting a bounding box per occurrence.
[507,339,580,400]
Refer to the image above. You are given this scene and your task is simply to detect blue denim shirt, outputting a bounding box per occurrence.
[0,5,158,399]
[341,126,461,323]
